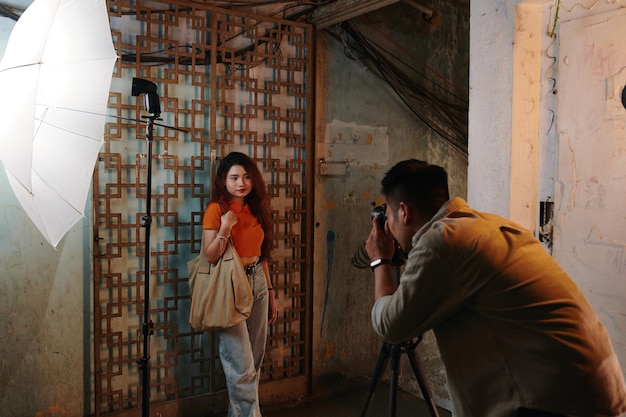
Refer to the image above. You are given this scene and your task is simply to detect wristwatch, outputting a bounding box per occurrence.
[370,258,392,271]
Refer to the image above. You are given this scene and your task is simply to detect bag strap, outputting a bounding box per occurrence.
[215,202,230,261]
[198,201,228,262]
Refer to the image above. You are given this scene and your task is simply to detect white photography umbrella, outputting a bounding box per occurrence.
[0,0,117,247]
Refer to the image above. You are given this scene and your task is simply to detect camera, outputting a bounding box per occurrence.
[371,203,387,228]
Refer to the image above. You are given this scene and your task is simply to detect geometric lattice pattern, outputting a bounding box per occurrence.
[93,2,313,414]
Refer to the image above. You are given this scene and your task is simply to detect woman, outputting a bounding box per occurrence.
[202,151,278,417]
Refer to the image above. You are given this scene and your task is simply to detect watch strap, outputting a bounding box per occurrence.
[370,258,392,271]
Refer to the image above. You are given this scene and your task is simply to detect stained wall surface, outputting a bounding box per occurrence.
[0,5,89,417]
[312,1,469,410]
[470,3,626,415]
[2,0,469,414]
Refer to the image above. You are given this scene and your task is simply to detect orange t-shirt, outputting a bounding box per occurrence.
[202,201,264,257]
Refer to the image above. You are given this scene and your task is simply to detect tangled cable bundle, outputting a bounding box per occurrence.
[351,241,372,269]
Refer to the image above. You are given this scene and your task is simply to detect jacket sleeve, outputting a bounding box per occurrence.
[371,242,469,344]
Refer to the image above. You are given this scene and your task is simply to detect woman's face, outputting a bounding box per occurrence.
[225,164,253,200]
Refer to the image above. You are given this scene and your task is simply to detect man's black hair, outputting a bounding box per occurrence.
[381,159,450,218]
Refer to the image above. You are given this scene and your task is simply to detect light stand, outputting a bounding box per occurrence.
[138,113,157,417]
[132,77,161,417]
[130,78,188,417]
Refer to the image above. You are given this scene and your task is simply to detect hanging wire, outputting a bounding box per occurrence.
[320,230,335,336]
[333,20,468,156]
[118,2,314,71]
[115,1,468,153]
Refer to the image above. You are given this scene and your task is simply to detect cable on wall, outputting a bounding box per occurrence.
[333,20,468,156]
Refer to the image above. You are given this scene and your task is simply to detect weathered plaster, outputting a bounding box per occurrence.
[313,1,468,411]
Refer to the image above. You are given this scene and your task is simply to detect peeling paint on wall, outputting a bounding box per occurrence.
[343,193,356,211]
[556,7,626,373]
[323,340,336,362]
[317,119,389,166]
[573,227,626,277]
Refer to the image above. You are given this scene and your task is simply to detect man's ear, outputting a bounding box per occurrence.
[398,202,411,224]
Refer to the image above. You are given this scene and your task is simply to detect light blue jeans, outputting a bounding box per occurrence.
[216,263,268,417]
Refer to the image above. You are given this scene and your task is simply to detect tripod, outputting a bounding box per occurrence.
[360,336,440,417]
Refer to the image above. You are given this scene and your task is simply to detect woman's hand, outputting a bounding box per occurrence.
[220,209,238,231]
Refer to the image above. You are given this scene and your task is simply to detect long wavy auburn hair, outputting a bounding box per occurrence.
[210,151,273,260]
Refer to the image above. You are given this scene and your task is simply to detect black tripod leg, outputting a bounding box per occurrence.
[405,347,440,417]
[388,345,401,417]
[360,342,392,417]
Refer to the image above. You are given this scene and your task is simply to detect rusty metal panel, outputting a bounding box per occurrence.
[93,2,313,415]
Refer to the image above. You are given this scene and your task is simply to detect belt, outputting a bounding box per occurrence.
[244,258,261,276]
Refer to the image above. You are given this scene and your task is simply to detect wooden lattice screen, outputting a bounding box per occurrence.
[92,1,313,415]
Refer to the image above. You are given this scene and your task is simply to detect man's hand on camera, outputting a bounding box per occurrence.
[365,217,397,300]
[365,216,395,264]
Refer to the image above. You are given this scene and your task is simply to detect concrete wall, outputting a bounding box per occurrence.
[0,1,470,414]
[0,168,89,416]
[470,3,626,416]
[0,8,90,417]
[4,0,625,416]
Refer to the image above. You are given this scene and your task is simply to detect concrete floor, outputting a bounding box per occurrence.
[261,380,452,417]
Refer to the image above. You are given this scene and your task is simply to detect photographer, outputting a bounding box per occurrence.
[365,159,626,417]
